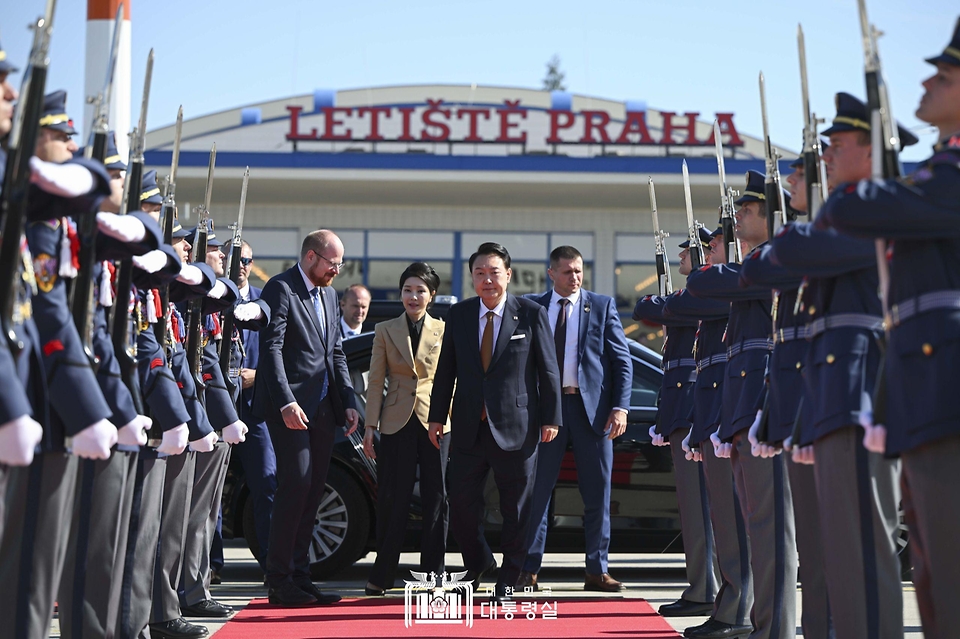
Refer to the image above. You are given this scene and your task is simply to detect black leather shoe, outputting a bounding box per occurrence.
[365,582,386,596]
[659,598,715,617]
[489,582,514,604]
[453,559,498,596]
[683,618,753,638]
[295,582,342,605]
[149,618,209,639]
[268,582,317,607]
[181,599,234,618]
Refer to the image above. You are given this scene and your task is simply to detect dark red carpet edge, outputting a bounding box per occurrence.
[213,597,681,639]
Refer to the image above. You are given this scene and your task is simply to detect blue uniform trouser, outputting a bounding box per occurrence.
[233,420,276,571]
[522,394,612,576]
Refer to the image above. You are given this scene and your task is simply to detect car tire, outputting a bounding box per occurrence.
[308,464,371,579]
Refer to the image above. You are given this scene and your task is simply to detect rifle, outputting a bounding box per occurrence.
[72,2,123,367]
[0,0,57,357]
[219,167,249,396]
[154,106,183,347]
[797,24,829,218]
[648,177,673,297]
[858,0,903,426]
[681,160,706,270]
[110,49,154,416]
[713,120,742,264]
[185,145,217,402]
[758,72,790,240]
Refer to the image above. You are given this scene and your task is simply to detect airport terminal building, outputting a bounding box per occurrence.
[144,84,791,343]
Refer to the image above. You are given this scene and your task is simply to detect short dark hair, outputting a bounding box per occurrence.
[468,242,511,271]
[549,245,582,267]
[399,262,440,296]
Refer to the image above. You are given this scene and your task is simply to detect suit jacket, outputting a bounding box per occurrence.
[252,264,356,426]
[535,289,632,435]
[428,293,561,453]
[365,312,449,435]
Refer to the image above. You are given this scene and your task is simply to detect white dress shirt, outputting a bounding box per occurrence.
[340,317,362,338]
[548,288,580,389]
[238,282,250,302]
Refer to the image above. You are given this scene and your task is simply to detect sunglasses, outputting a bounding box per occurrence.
[239,257,253,266]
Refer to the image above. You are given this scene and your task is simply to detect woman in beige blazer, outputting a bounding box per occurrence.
[362,262,450,595]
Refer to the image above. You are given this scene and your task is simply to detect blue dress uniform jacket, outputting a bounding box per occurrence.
[663,290,730,444]
[823,141,960,454]
[634,293,698,437]
[0,344,32,424]
[740,245,808,444]
[199,277,241,429]
[769,221,883,442]
[686,258,773,441]
[26,195,112,449]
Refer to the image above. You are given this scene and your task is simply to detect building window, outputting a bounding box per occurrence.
[614,262,684,351]
[367,260,453,299]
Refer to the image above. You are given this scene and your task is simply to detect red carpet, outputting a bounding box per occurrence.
[214,597,680,638]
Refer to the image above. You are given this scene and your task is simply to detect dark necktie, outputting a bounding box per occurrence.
[555,299,568,378]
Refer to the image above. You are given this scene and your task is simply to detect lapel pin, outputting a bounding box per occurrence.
[584,304,591,313]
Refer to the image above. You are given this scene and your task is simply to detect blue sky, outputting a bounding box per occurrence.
[4,0,955,161]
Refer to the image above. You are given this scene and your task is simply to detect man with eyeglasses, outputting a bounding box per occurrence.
[251,230,359,607]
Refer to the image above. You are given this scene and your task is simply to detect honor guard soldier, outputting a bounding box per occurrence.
[824,20,960,638]
[178,225,247,621]
[58,132,165,639]
[739,159,832,638]
[769,93,918,639]
[665,230,754,639]
[686,171,798,639]
[0,90,119,639]
[633,229,718,619]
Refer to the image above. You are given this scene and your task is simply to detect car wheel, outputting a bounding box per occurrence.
[308,465,371,579]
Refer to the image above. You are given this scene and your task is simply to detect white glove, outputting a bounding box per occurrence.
[117,415,151,447]
[208,280,228,299]
[29,156,95,197]
[71,419,119,460]
[96,211,146,243]
[157,423,189,455]
[189,430,218,453]
[234,301,265,322]
[0,414,44,466]
[792,445,815,465]
[222,420,248,445]
[176,264,204,286]
[132,249,169,274]
[648,425,667,447]
[747,410,781,458]
[710,431,732,459]
[681,430,701,462]
[859,411,887,454]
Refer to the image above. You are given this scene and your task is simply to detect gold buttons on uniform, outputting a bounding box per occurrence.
[713,382,718,388]
[795,361,802,370]
[677,382,683,388]
[740,370,746,377]
[922,343,934,356]
[826,354,835,364]
[808,306,816,315]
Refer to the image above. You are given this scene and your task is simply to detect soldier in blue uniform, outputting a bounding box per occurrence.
[769,93,918,639]
[823,21,960,637]
[739,157,833,639]
[633,229,717,619]
[0,90,120,639]
[686,171,797,639]
[663,231,754,639]
[178,226,247,621]
[58,133,167,639]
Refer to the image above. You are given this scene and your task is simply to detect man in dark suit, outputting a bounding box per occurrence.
[518,246,632,593]
[428,242,562,602]
[231,241,277,575]
[252,230,359,607]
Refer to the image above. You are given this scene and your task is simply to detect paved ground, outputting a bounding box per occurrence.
[164,543,930,637]
[50,541,924,637]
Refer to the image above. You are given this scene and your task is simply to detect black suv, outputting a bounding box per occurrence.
[221,300,680,578]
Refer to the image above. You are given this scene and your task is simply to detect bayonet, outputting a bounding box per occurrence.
[797,24,830,217]
[219,167,250,390]
[84,2,122,160]
[714,119,742,263]
[681,160,705,269]
[649,177,673,296]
